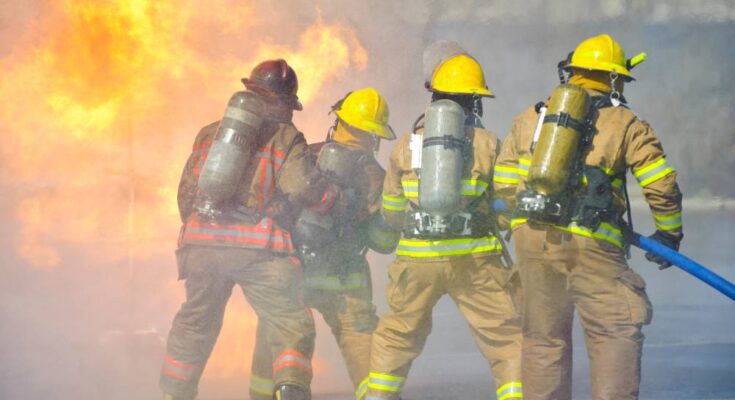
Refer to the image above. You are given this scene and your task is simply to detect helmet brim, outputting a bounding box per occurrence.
[241,78,303,110]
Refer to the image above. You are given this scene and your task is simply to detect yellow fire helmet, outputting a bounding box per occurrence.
[567,34,647,80]
[334,87,395,140]
[429,54,494,97]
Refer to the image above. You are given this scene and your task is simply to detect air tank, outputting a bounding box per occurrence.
[198,91,264,214]
[528,84,591,196]
[317,142,358,187]
[419,99,466,216]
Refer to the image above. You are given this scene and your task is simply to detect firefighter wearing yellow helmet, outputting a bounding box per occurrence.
[366,52,523,400]
[248,87,395,400]
[495,34,683,399]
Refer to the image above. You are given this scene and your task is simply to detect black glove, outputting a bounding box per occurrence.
[645,230,681,270]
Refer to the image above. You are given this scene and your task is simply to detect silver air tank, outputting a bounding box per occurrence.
[198,91,264,216]
[317,142,358,188]
[419,99,466,216]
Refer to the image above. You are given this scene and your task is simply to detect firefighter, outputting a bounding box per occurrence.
[494,34,683,400]
[366,54,523,400]
[161,59,338,400]
[248,88,395,400]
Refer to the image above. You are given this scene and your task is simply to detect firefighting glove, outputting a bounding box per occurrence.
[645,230,681,270]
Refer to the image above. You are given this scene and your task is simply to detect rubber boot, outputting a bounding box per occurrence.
[273,383,311,400]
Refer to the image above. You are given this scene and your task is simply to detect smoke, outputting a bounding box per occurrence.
[1,0,734,399]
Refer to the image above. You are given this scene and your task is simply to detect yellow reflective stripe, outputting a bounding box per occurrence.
[397,236,502,257]
[494,165,521,185]
[382,193,408,211]
[356,377,369,400]
[518,157,531,176]
[401,179,418,198]
[511,218,624,248]
[555,222,624,248]
[368,372,405,393]
[460,179,489,196]
[653,211,682,231]
[402,179,488,197]
[497,381,523,400]
[250,374,274,396]
[612,178,623,189]
[633,158,674,187]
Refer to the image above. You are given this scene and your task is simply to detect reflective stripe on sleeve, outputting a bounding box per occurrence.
[250,374,274,396]
[518,157,531,177]
[460,179,489,196]
[493,165,521,185]
[497,381,523,400]
[356,377,369,400]
[397,236,502,258]
[633,158,674,187]
[401,179,419,198]
[368,372,406,393]
[382,193,408,211]
[653,211,682,231]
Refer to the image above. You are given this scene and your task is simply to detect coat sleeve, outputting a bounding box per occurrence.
[176,122,218,222]
[493,117,524,228]
[380,134,410,231]
[624,118,683,239]
[277,132,337,212]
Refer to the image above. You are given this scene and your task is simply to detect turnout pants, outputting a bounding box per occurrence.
[514,224,652,400]
[159,245,315,400]
[250,255,378,400]
[367,254,523,400]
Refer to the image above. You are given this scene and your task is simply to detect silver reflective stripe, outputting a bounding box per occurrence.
[397,237,500,254]
[185,228,289,244]
[275,354,310,370]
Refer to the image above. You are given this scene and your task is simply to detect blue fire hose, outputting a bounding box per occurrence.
[493,200,735,301]
[627,232,735,301]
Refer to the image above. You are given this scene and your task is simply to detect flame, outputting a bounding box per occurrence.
[0,0,366,386]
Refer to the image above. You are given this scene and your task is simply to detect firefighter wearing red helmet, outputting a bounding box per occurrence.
[160,59,337,400]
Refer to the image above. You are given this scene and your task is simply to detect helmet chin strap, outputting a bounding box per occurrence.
[609,71,621,107]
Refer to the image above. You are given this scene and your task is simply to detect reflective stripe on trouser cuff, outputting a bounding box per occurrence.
[273,350,312,374]
[493,165,520,185]
[250,374,274,396]
[161,355,196,380]
[382,193,408,211]
[511,219,624,249]
[518,158,530,176]
[304,272,368,291]
[356,377,369,400]
[397,236,502,257]
[634,158,674,186]
[368,372,405,393]
[497,381,523,400]
[653,211,682,231]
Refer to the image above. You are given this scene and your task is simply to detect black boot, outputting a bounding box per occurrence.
[273,383,311,400]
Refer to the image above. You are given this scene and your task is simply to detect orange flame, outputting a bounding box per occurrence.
[0,0,366,385]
